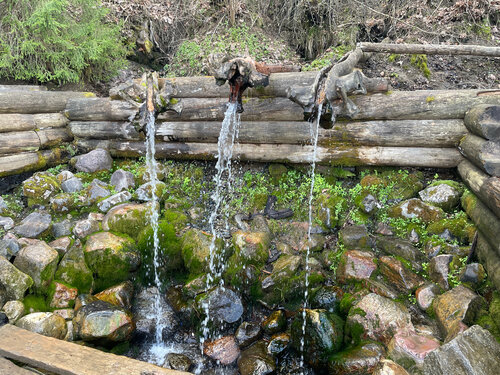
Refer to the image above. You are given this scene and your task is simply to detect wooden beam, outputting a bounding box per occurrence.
[36,128,72,148]
[464,104,500,141]
[0,149,70,178]
[65,98,138,121]
[0,91,94,114]
[76,139,462,168]
[155,119,466,147]
[476,233,500,291]
[69,121,142,140]
[459,134,500,176]
[358,42,500,57]
[0,113,69,133]
[0,325,190,375]
[0,131,40,154]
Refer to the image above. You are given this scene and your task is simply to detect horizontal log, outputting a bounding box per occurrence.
[0,131,40,153]
[157,97,304,122]
[476,233,500,291]
[155,119,466,147]
[0,149,71,177]
[0,91,94,114]
[69,121,142,140]
[458,159,500,218]
[65,98,138,121]
[464,104,500,141]
[459,134,500,176]
[345,90,500,120]
[37,128,72,148]
[0,113,69,133]
[76,139,462,168]
[358,42,500,57]
[462,191,500,257]
[0,85,47,91]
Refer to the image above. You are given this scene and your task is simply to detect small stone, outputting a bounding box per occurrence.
[375,222,394,236]
[22,172,60,205]
[95,280,134,309]
[337,250,377,283]
[52,219,72,238]
[53,309,74,320]
[48,281,78,309]
[203,336,240,365]
[86,179,110,204]
[0,217,14,231]
[88,212,104,221]
[267,332,290,355]
[459,263,486,287]
[0,238,19,259]
[97,191,132,213]
[236,321,262,348]
[13,211,52,238]
[387,331,440,369]
[74,148,112,173]
[48,236,72,256]
[110,169,135,192]
[339,225,372,250]
[419,184,461,212]
[56,170,74,183]
[415,283,440,311]
[135,181,166,202]
[13,242,58,293]
[200,287,243,324]
[0,312,7,326]
[164,353,192,372]
[16,312,67,339]
[1,300,25,323]
[72,217,100,239]
[428,254,458,290]
[0,257,33,300]
[61,177,83,193]
[262,310,286,335]
[379,256,425,292]
[238,341,276,375]
[408,229,420,244]
[50,193,75,213]
[362,279,399,300]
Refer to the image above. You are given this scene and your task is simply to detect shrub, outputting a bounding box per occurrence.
[0,0,128,84]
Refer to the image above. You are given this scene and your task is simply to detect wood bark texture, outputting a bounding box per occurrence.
[459,134,500,176]
[358,43,500,57]
[464,104,500,141]
[0,91,93,114]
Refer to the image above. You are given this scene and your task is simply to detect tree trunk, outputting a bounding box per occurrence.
[0,91,93,114]
[0,113,69,133]
[155,119,466,147]
[65,98,138,121]
[476,233,500,291]
[464,104,500,141]
[69,121,142,140]
[459,134,500,176]
[462,191,500,257]
[0,148,70,177]
[458,159,500,218]
[358,42,500,57]
[75,139,462,168]
[37,128,72,148]
[0,131,40,154]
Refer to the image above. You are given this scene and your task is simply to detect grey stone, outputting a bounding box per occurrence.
[61,177,83,193]
[202,287,243,324]
[339,225,372,250]
[52,219,72,238]
[419,184,461,212]
[48,236,72,256]
[110,169,135,192]
[0,216,14,231]
[56,170,74,183]
[72,218,100,239]
[86,179,110,204]
[375,236,422,263]
[15,312,67,339]
[13,212,52,238]
[423,325,500,375]
[135,181,166,202]
[428,254,457,290]
[0,256,33,300]
[236,322,262,348]
[1,300,25,323]
[0,197,7,214]
[74,148,112,173]
[0,238,20,259]
[97,191,132,213]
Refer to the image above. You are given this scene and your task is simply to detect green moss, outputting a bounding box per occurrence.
[54,245,94,294]
[410,54,431,79]
[426,96,435,103]
[427,212,476,243]
[46,280,76,309]
[163,209,188,232]
[23,295,49,313]
[475,312,500,342]
[429,180,465,195]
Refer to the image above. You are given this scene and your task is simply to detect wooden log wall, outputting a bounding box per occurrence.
[0,88,91,177]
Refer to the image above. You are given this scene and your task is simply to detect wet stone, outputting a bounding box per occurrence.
[328,341,385,375]
[361,279,399,300]
[311,285,343,313]
[48,281,78,309]
[238,341,276,375]
[95,280,134,309]
[415,283,440,311]
[262,310,286,335]
[428,254,457,290]
[459,263,486,287]
[267,332,290,355]
[13,211,52,238]
[379,256,425,292]
[204,287,243,324]
[373,359,411,375]
[164,353,192,372]
[135,181,166,202]
[336,250,377,284]
[387,331,440,370]
[235,321,262,348]
[0,312,7,326]
[203,336,240,365]
[339,225,372,250]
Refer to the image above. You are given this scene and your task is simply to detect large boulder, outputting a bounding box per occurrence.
[181,229,221,276]
[423,325,500,375]
[13,212,52,239]
[102,203,149,238]
[84,231,140,291]
[290,309,344,368]
[0,257,33,300]
[74,148,112,173]
[73,299,134,343]
[54,241,93,293]
[16,312,67,339]
[13,242,58,293]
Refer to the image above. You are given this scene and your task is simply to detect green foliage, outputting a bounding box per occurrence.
[0,0,128,84]
[410,54,431,79]
[303,45,350,71]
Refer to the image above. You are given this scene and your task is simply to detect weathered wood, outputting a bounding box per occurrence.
[0,131,40,154]
[156,119,466,147]
[458,159,500,218]
[358,42,500,57]
[0,113,69,133]
[459,134,500,176]
[0,85,47,91]
[0,356,36,375]
[476,233,500,291]
[37,128,72,148]
[0,325,190,375]
[344,90,500,120]
[0,149,70,177]
[157,97,304,122]
[76,139,462,168]
[69,121,142,140]
[0,91,93,114]
[65,97,138,121]
[462,191,500,257]
[464,104,500,141]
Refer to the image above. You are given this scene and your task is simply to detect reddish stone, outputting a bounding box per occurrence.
[49,282,78,309]
[388,331,441,368]
[336,250,377,283]
[415,283,440,311]
[379,256,424,292]
[203,336,240,365]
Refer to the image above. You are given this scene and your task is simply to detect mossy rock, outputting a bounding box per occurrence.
[388,198,444,223]
[23,172,61,206]
[269,164,288,184]
[163,209,188,232]
[84,232,140,292]
[23,294,49,314]
[316,193,348,229]
[490,291,500,328]
[46,280,78,309]
[181,229,224,277]
[102,203,150,239]
[55,243,93,294]
[427,214,476,243]
[475,312,500,342]
[429,180,465,196]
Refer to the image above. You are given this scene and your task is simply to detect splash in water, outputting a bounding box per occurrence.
[199,102,241,355]
[300,103,324,370]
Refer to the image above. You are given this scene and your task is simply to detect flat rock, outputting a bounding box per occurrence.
[74,148,112,173]
[97,191,132,213]
[203,336,240,365]
[13,212,52,239]
[16,312,67,339]
[375,236,422,263]
[388,331,440,370]
[423,325,500,375]
[336,250,377,283]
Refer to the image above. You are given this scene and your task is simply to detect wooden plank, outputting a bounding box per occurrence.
[464,104,500,141]
[0,113,69,133]
[459,134,500,176]
[0,91,94,114]
[65,98,138,121]
[69,121,142,140]
[0,356,36,375]
[156,119,466,147]
[0,325,190,375]
[0,131,40,154]
[358,42,500,57]
[458,160,500,218]
[76,139,462,168]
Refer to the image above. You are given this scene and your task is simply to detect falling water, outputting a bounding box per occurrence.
[199,102,241,353]
[300,102,324,370]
